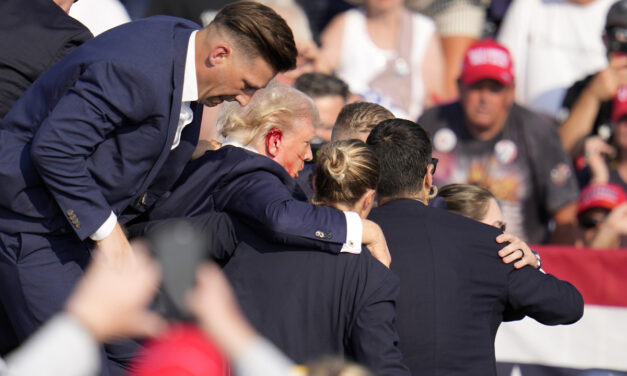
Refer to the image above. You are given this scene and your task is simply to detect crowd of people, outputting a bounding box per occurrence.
[1,0,626,375]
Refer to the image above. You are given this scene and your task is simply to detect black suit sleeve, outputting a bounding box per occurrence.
[348,263,410,376]
[127,212,238,264]
[505,266,584,325]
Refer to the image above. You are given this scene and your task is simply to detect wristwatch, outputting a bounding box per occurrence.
[530,249,542,270]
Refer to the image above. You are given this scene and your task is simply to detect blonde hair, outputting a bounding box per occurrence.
[332,102,395,141]
[218,82,318,147]
[438,183,495,221]
[313,140,379,207]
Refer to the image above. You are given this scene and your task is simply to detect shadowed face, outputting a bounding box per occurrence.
[481,197,506,231]
[460,79,514,131]
[274,115,315,178]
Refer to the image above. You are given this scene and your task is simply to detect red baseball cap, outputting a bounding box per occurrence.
[611,86,627,123]
[461,40,514,86]
[131,324,228,376]
[577,183,627,215]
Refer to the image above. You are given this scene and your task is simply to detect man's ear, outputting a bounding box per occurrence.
[208,44,231,66]
[423,165,433,194]
[266,128,283,157]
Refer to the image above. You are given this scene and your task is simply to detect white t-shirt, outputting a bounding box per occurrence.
[336,8,436,120]
[498,0,615,119]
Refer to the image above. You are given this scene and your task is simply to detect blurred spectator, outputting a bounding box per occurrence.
[320,0,446,119]
[559,0,627,155]
[498,0,616,119]
[577,183,627,248]
[406,0,490,98]
[578,88,627,190]
[0,0,92,123]
[69,0,131,36]
[294,73,350,143]
[419,40,580,244]
[331,102,395,142]
[438,183,543,269]
[146,0,232,27]
[293,73,350,197]
[0,243,164,376]
[132,262,302,376]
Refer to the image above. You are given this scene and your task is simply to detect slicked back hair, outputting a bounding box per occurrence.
[332,102,394,141]
[366,118,432,198]
[210,1,297,73]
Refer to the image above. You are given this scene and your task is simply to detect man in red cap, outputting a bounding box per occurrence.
[577,182,627,248]
[419,39,580,245]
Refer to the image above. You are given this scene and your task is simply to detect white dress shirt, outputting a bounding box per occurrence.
[90,31,199,241]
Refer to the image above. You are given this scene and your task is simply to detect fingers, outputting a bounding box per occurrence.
[128,311,168,339]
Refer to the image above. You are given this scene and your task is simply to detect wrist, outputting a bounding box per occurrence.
[530,249,542,269]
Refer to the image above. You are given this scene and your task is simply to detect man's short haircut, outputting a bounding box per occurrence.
[294,73,350,101]
[332,102,394,141]
[210,1,297,73]
[366,118,432,198]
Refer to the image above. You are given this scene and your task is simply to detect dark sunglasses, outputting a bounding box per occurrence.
[430,157,438,175]
[579,216,602,229]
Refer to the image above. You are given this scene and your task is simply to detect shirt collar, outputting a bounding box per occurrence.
[222,138,260,154]
[182,30,199,102]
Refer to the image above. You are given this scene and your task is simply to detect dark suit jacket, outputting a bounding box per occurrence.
[369,199,584,376]
[0,16,202,240]
[0,0,93,122]
[145,145,348,252]
[133,213,409,376]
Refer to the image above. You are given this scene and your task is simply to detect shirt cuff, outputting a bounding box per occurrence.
[89,211,117,241]
[340,211,362,254]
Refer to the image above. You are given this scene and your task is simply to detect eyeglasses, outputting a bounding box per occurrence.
[579,216,602,229]
[430,157,438,175]
[493,221,507,232]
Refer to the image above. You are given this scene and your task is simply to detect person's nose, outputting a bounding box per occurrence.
[304,145,313,162]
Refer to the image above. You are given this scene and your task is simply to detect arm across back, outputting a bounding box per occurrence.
[505,266,584,325]
[215,170,348,253]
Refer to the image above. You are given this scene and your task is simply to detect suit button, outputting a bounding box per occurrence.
[315,230,324,238]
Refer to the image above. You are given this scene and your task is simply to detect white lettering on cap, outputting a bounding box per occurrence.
[467,48,510,68]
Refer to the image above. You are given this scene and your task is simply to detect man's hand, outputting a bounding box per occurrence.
[602,202,627,236]
[65,242,165,342]
[496,233,539,269]
[96,222,133,264]
[361,219,391,268]
[584,136,613,184]
[586,55,627,102]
